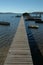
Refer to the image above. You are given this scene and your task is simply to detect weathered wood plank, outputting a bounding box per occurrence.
[4,16,33,65]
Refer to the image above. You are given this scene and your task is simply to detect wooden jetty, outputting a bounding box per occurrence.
[4,16,33,65]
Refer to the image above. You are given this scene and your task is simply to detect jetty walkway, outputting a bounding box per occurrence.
[4,16,33,65]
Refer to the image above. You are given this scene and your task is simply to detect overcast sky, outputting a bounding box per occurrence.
[0,0,43,13]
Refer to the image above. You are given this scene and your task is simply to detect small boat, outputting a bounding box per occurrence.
[16,15,21,17]
[35,20,43,23]
[28,25,39,29]
[0,22,10,26]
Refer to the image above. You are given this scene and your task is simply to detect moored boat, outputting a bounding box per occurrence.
[28,25,39,29]
[0,21,10,26]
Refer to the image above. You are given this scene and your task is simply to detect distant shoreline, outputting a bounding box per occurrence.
[0,12,43,14]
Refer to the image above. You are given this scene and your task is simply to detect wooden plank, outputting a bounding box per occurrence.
[4,16,33,65]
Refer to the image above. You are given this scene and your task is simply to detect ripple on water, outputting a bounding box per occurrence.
[0,13,21,65]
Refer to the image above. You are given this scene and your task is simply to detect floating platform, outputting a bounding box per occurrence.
[25,18,41,21]
[28,25,39,29]
[35,20,43,23]
[0,22,10,26]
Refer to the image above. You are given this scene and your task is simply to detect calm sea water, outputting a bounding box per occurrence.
[24,15,43,65]
[0,13,43,65]
[0,13,21,47]
[0,13,21,65]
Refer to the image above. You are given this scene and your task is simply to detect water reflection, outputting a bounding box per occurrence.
[25,20,43,65]
[0,13,21,65]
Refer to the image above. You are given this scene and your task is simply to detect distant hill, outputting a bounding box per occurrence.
[0,12,15,14]
[31,12,43,14]
[0,12,21,14]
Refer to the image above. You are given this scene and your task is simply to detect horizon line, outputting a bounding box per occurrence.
[0,11,43,13]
